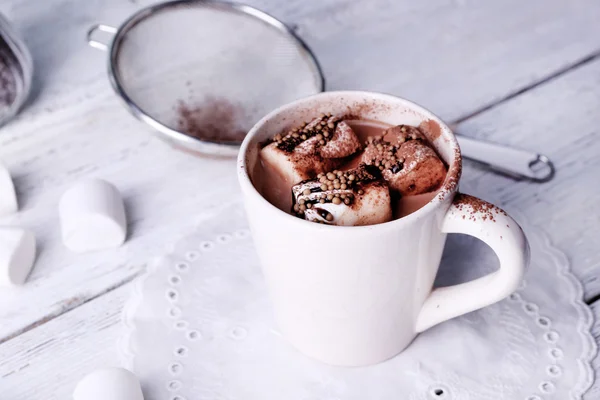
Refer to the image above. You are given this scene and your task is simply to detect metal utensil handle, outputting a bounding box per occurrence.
[87,24,117,51]
[456,135,555,182]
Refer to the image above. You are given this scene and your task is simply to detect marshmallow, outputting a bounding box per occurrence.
[292,164,392,226]
[59,179,127,253]
[362,125,446,196]
[316,120,361,159]
[73,367,144,400]
[0,162,18,216]
[393,141,447,195]
[0,227,36,286]
[261,115,361,186]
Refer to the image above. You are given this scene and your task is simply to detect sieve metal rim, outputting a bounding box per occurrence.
[91,0,326,156]
[0,13,33,127]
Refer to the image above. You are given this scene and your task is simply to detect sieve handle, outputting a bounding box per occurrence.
[456,135,555,182]
[87,24,117,51]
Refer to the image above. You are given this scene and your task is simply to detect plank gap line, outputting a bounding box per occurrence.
[452,49,600,126]
[0,271,143,346]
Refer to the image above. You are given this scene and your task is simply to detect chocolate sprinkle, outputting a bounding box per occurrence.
[317,208,330,219]
[391,163,403,174]
[291,163,382,219]
[364,125,429,174]
[274,114,342,152]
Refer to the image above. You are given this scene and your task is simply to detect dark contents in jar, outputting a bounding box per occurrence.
[0,38,17,110]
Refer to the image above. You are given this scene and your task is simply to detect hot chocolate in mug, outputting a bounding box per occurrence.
[237,91,529,367]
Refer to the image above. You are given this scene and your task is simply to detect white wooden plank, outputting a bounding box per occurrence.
[0,97,239,341]
[455,57,600,300]
[282,0,600,121]
[1,0,600,345]
[0,284,130,400]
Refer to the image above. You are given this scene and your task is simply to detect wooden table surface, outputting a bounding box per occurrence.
[1,0,599,398]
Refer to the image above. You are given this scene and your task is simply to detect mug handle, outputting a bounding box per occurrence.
[415,193,529,332]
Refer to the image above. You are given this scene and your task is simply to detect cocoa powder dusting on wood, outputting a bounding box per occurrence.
[176,97,248,144]
[453,193,507,222]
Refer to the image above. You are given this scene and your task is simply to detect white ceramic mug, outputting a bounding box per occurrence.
[237,91,529,367]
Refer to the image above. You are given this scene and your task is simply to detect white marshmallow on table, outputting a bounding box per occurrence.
[0,162,18,216]
[0,227,36,286]
[59,179,127,253]
[73,367,144,400]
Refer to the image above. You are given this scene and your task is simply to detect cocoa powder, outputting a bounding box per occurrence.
[176,97,247,144]
[419,119,442,142]
[453,193,507,222]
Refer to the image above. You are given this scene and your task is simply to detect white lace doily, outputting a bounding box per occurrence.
[120,203,596,400]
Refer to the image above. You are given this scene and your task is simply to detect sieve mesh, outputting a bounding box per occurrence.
[111,1,323,150]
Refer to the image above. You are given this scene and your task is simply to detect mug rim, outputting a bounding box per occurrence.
[237,90,462,231]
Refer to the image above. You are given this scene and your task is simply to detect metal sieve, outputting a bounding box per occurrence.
[86,0,553,181]
[87,0,324,156]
